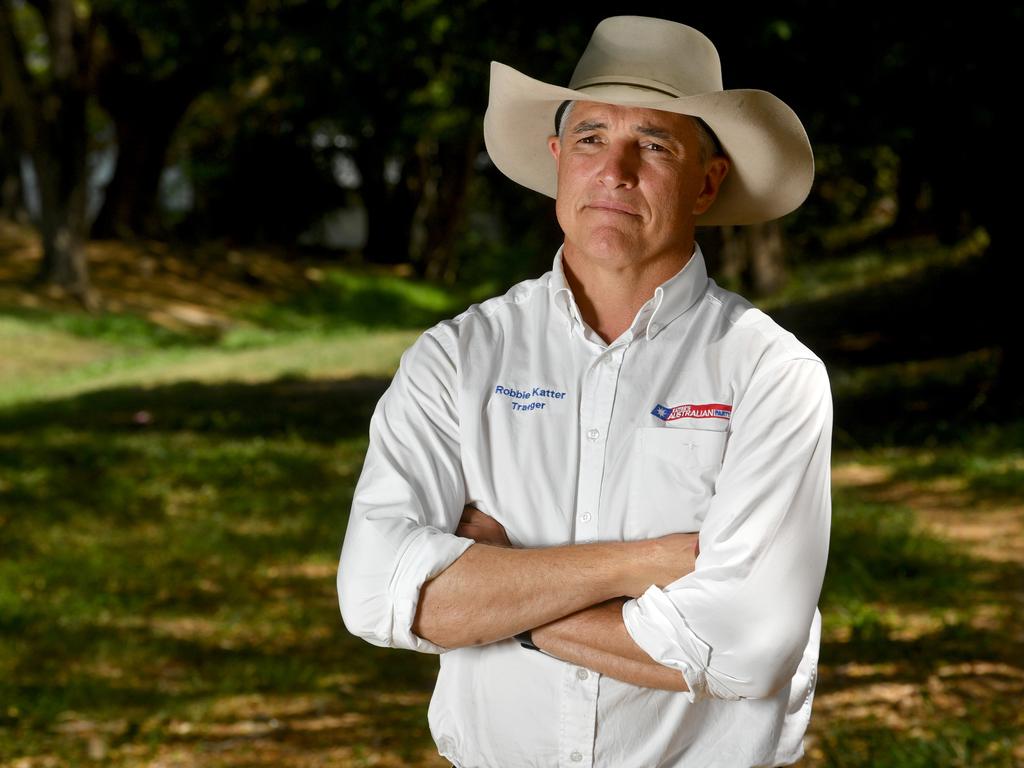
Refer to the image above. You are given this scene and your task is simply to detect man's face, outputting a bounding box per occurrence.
[547,101,729,271]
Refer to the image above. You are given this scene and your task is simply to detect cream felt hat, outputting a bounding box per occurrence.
[483,16,814,226]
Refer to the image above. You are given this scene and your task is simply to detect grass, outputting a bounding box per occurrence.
[0,314,420,410]
[0,371,441,766]
[0,225,1020,766]
[0,231,461,764]
[757,227,990,312]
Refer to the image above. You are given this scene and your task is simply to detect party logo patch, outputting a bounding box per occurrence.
[651,402,733,422]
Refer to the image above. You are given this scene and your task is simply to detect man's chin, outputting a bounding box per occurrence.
[566,231,645,265]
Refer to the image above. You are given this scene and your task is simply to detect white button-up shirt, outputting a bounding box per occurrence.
[337,241,832,768]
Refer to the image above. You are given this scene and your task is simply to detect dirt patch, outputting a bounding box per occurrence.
[808,460,1024,765]
[0,220,393,334]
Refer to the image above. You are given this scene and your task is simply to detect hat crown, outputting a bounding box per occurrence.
[568,16,723,99]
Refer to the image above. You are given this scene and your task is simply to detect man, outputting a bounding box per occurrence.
[337,16,831,768]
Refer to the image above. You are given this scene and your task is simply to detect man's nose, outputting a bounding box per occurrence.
[598,142,639,188]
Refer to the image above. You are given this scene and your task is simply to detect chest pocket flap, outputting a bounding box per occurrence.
[628,427,728,536]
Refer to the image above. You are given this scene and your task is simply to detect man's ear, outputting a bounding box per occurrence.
[693,155,730,216]
[548,135,561,163]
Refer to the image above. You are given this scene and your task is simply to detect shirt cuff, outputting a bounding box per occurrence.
[622,585,716,702]
[389,525,475,653]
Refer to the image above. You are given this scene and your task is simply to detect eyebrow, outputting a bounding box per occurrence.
[570,120,608,134]
[636,125,676,142]
[570,120,679,144]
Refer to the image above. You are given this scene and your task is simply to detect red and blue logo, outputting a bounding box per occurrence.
[651,402,733,422]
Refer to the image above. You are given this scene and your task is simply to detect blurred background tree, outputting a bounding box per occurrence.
[0,0,1012,408]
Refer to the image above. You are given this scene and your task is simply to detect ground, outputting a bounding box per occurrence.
[0,221,1019,767]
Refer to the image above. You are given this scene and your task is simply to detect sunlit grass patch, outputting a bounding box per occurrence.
[835,422,1024,505]
[0,304,207,349]
[0,324,417,409]
[0,314,127,396]
[238,267,491,334]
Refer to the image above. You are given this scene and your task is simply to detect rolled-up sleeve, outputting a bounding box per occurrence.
[622,356,832,701]
[337,327,473,654]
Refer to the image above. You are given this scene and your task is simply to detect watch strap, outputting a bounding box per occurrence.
[515,629,540,651]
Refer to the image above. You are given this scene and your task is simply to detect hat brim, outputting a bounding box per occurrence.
[483,61,814,226]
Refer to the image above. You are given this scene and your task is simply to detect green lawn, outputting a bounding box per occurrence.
[1,242,1020,766]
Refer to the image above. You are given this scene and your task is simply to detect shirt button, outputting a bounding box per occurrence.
[649,323,661,334]
[576,668,589,681]
[570,751,583,762]
[579,512,592,523]
[586,428,600,441]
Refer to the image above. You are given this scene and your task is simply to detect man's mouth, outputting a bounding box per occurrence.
[585,201,640,216]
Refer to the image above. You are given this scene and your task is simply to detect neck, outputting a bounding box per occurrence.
[561,241,694,344]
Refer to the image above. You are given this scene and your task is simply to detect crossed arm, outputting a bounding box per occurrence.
[339,332,832,701]
[411,505,698,692]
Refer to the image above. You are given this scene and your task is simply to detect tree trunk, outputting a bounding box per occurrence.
[714,221,786,297]
[747,220,786,296]
[30,93,95,308]
[717,224,746,287]
[0,111,26,220]
[0,0,97,308]
[90,99,185,239]
[355,143,418,266]
[413,132,479,283]
[90,14,227,240]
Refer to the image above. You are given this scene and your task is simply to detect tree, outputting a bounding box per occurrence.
[0,106,27,220]
[89,2,234,239]
[0,0,97,307]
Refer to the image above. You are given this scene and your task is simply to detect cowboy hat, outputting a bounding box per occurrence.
[483,16,814,226]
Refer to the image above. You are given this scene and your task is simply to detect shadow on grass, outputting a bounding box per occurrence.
[3,606,443,763]
[767,255,1012,450]
[815,717,1021,768]
[822,484,1022,639]
[0,375,392,444]
[0,370,448,762]
[1,272,1020,764]
[772,255,996,371]
[812,483,1023,766]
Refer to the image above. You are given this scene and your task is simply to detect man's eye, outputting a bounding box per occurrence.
[645,142,665,152]
[577,135,599,144]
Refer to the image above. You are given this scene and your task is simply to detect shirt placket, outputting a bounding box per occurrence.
[559,335,629,768]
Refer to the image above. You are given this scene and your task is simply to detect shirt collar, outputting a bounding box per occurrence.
[549,242,709,342]
[550,245,582,336]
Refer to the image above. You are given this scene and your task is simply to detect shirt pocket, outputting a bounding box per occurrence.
[627,427,728,537]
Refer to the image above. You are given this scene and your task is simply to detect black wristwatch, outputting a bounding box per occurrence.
[515,629,540,651]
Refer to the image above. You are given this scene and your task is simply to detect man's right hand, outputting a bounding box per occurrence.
[456,505,513,548]
[416,509,700,648]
